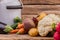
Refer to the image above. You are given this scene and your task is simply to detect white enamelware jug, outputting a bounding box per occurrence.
[0,0,23,25]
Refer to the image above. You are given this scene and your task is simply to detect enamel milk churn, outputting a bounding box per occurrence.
[0,0,23,25]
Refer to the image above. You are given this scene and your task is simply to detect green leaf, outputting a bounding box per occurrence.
[14,16,22,23]
[51,23,56,31]
[4,25,13,33]
[11,23,18,29]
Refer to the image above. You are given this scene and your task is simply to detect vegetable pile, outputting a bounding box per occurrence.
[0,12,60,37]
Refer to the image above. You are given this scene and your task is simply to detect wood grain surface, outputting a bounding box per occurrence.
[22,5,60,15]
[21,0,60,5]
[0,34,53,40]
[22,15,37,19]
[22,11,60,19]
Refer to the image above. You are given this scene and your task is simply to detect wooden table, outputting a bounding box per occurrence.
[0,34,53,40]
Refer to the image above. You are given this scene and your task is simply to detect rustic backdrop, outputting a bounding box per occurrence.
[21,0,60,40]
[1,0,60,40]
[21,0,60,20]
[0,0,60,40]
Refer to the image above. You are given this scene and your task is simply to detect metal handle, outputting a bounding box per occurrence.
[0,22,7,26]
[7,5,22,9]
[7,0,23,9]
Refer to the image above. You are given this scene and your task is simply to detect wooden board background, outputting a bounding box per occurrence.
[21,0,60,19]
[21,0,60,5]
[20,0,60,40]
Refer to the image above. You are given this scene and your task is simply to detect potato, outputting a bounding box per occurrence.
[28,28,38,37]
[23,18,35,33]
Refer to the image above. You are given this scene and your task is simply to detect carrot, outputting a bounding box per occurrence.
[17,28,25,34]
[9,29,19,34]
[17,23,24,29]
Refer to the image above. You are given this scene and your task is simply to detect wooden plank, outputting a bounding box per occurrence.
[22,11,60,19]
[22,5,60,15]
[22,15,37,19]
[21,0,60,5]
[0,34,53,40]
